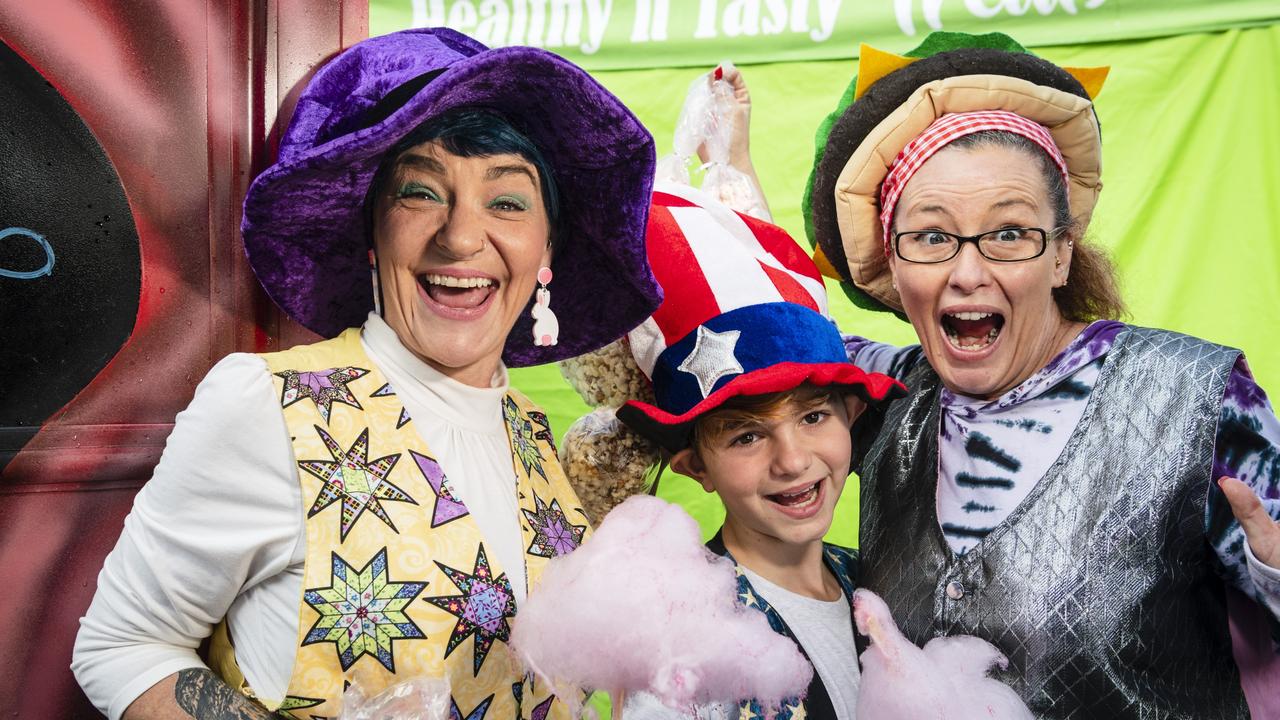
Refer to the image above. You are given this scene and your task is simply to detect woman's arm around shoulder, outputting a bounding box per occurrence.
[72,353,302,719]
[843,335,923,383]
[1207,355,1280,620]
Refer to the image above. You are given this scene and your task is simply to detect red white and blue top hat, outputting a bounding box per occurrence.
[617,183,905,452]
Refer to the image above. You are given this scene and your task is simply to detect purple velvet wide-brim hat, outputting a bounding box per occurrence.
[241,28,661,366]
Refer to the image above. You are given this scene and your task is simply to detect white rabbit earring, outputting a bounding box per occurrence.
[531,266,559,346]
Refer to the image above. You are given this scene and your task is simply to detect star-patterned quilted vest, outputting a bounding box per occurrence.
[206,329,591,720]
[705,532,859,720]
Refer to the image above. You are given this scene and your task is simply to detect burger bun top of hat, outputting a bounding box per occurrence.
[806,34,1105,313]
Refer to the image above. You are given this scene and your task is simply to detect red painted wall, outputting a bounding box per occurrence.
[0,2,367,715]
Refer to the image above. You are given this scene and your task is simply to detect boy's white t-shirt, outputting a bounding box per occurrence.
[624,564,860,720]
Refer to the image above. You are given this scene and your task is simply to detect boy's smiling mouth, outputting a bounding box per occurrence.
[766,479,823,511]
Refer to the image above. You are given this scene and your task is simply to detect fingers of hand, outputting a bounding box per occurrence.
[713,61,749,100]
[718,60,741,84]
[1219,476,1280,567]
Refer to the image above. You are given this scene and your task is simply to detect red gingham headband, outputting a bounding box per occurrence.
[878,110,1070,254]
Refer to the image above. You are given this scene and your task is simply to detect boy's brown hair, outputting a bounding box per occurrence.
[690,384,846,457]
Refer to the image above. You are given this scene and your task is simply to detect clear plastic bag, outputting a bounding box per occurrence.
[338,676,452,720]
[558,338,653,409]
[556,340,659,523]
[655,62,768,220]
[558,407,658,523]
[701,163,765,219]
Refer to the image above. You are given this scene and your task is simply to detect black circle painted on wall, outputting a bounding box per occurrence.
[0,40,142,469]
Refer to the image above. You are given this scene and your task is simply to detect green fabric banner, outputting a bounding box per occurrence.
[361,3,1280,547]
[370,0,1279,69]
[503,25,1280,545]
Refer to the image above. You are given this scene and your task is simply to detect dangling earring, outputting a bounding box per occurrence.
[531,266,559,346]
[369,249,383,316]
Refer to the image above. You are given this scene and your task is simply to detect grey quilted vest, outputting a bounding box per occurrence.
[857,326,1248,719]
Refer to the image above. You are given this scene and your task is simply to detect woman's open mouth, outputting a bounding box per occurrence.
[766,479,824,518]
[417,273,497,318]
[941,311,1005,352]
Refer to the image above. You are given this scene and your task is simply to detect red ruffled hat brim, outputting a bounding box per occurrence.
[617,362,905,453]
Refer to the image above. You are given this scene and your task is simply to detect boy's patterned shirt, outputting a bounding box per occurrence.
[707,533,859,720]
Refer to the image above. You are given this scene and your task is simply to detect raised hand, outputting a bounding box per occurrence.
[700,62,753,171]
[697,62,770,219]
[1219,476,1280,569]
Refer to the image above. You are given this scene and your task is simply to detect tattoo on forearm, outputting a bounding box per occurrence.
[173,669,276,719]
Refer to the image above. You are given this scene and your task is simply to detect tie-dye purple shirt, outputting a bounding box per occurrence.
[845,320,1280,611]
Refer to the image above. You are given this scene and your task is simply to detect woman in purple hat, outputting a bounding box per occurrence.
[72,28,660,720]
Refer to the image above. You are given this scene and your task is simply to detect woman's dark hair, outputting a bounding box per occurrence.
[935,130,1126,322]
[366,107,561,248]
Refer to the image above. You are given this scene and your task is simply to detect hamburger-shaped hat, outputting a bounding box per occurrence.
[802,31,1109,313]
[617,183,904,453]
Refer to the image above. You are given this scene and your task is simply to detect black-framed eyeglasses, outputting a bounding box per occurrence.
[893,227,1053,264]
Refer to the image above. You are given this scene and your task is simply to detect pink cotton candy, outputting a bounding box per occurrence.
[510,495,813,712]
[853,589,1034,720]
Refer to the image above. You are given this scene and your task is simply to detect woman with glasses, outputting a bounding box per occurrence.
[794,32,1280,718]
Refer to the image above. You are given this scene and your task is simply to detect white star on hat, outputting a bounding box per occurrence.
[678,326,744,398]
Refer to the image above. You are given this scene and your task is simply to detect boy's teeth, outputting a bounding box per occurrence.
[779,484,815,499]
[771,482,820,507]
[425,274,493,288]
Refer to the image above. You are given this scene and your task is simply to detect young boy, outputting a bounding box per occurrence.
[665,386,867,720]
[561,184,904,720]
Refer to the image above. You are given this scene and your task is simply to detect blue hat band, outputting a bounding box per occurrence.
[651,303,847,417]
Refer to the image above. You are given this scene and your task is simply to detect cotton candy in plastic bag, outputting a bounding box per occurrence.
[701,161,766,220]
[655,63,768,219]
[338,675,452,720]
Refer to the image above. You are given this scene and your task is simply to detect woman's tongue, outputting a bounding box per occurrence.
[944,314,1002,349]
[424,282,492,309]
